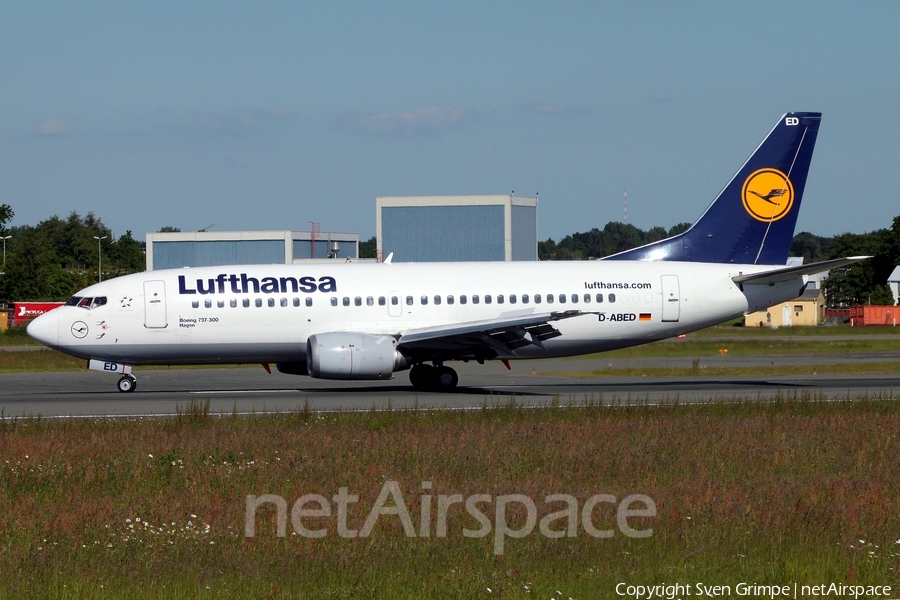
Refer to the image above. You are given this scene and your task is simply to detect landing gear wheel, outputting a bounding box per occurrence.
[434,366,459,390]
[409,364,434,391]
[117,375,137,393]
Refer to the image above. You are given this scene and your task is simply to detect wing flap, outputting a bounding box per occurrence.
[397,309,591,358]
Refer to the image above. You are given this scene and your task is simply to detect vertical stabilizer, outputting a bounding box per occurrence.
[606,112,821,265]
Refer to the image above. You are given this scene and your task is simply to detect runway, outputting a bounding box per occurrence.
[2,353,899,417]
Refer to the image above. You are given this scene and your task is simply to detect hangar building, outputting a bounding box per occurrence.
[376,195,538,262]
[145,230,359,271]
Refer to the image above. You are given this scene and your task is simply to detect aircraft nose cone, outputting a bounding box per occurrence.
[27,310,59,347]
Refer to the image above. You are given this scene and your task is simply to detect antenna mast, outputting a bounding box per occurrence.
[309,221,320,259]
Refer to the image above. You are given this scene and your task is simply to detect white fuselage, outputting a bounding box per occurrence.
[27,260,801,367]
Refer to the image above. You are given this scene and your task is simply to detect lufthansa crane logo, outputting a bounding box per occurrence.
[742,168,794,222]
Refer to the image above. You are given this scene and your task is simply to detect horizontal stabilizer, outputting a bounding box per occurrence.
[732,256,870,285]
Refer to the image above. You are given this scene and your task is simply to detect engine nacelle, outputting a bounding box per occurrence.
[306,333,409,380]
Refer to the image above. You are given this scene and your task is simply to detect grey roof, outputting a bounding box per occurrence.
[793,288,824,302]
[889,266,900,283]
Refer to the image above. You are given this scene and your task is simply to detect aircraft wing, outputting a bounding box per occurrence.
[732,256,871,285]
[397,308,593,357]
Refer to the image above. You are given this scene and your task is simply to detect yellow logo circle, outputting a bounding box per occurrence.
[741,168,794,222]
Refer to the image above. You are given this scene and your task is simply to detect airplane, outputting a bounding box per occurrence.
[27,112,867,393]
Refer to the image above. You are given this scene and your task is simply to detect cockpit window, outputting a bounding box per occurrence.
[70,296,106,309]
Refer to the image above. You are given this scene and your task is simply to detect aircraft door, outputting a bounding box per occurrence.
[387,292,402,317]
[661,275,680,322]
[144,280,168,328]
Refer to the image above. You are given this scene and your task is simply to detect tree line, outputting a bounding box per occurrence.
[0,205,145,302]
[3,203,898,306]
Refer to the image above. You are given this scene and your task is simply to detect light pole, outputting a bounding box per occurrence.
[1,235,10,274]
[94,235,107,282]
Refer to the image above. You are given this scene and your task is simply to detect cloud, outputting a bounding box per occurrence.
[339,106,472,135]
[37,118,73,136]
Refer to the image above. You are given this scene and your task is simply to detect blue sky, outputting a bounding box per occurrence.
[1,2,898,241]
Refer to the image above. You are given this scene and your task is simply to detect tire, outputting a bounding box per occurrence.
[409,364,434,390]
[117,376,137,393]
[434,366,458,390]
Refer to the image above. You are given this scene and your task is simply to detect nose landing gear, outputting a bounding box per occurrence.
[409,363,458,391]
[117,375,137,393]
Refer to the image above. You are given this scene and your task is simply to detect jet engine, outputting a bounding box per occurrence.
[306,333,409,380]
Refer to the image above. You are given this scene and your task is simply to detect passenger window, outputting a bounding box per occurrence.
[434,295,441,305]
[378,296,386,306]
[293,298,300,307]
[343,297,350,306]
[420,296,428,305]
[472,295,480,304]
[230,298,237,308]
[509,294,516,304]
[192,301,199,309]
[204,299,212,308]
[596,293,603,303]
[571,294,578,303]
[267,298,274,307]
[366,297,374,306]
[217,300,224,308]
[497,295,504,304]
[485,295,492,304]
[331,297,338,307]
[355,297,362,306]
[406,296,413,306]
[522,294,529,304]
[243,298,250,308]
[584,294,591,303]
[533,294,540,304]
[547,294,554,304]
[254,299,262,307]
[391,296,399,306]
[280,298,288,307]
[306,298,313,307]
[460,295,467,305]
[609,293,616,303]
[447,295,455,305]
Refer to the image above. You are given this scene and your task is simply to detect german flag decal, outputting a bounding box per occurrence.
[639,313,652,321]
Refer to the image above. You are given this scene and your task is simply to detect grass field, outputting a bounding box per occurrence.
[2,396,900,598]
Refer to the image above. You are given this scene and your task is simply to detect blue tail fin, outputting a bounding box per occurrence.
[606,112,821,265]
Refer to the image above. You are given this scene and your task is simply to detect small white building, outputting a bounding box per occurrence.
[889,265,900,305]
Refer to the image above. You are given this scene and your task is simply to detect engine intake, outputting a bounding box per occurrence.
[306,333,408,380]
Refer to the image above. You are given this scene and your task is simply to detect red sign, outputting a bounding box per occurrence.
[12,302,64,326]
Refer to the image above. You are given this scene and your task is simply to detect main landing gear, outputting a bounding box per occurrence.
[117,375,137,393]
[408,363,459,391]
